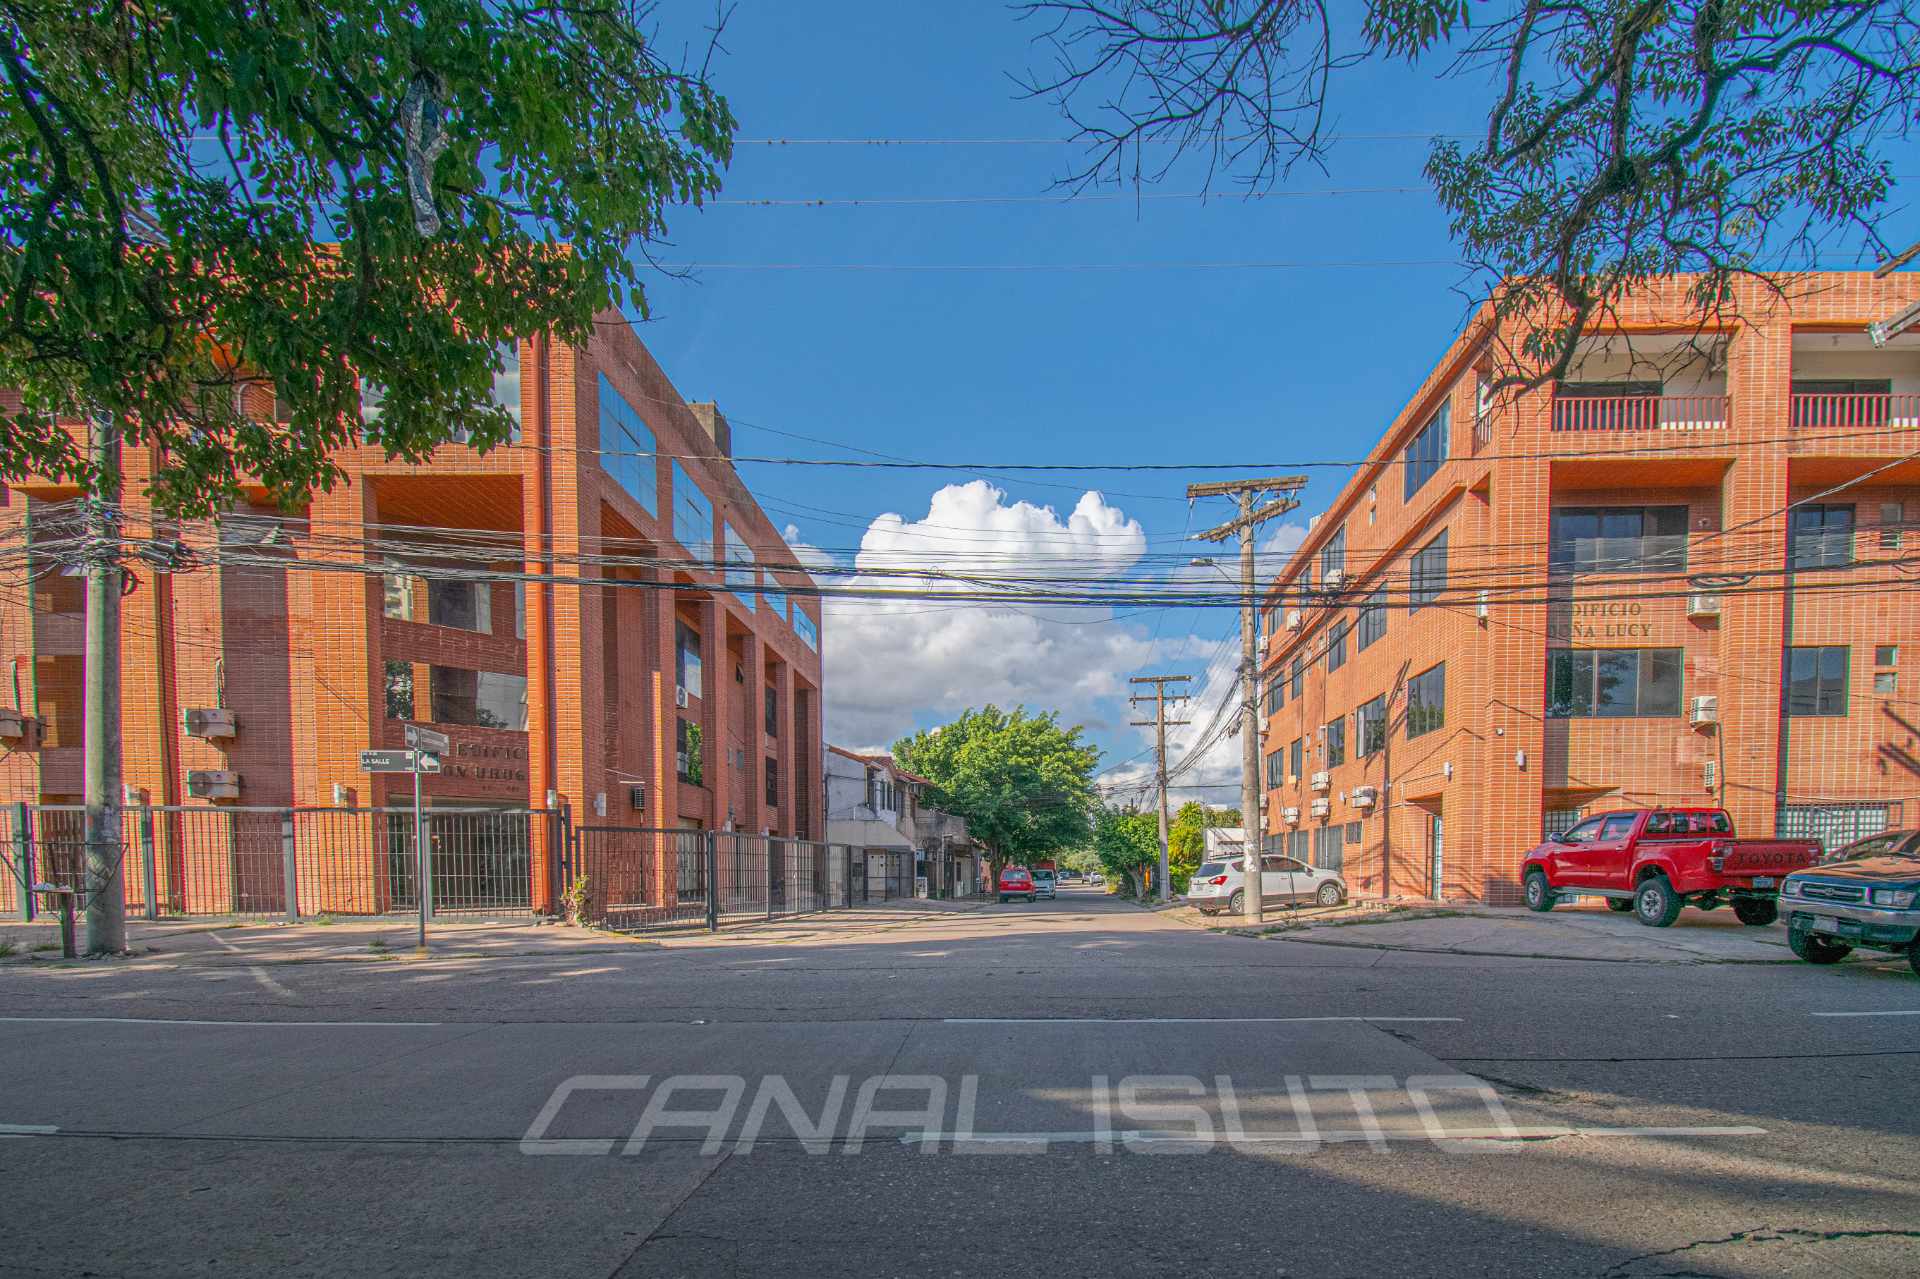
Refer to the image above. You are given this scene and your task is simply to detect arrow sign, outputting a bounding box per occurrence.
[404,724,451,756]
[360,749,441,774]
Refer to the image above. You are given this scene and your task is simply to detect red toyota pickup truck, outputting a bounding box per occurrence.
[1520,808,1819,927]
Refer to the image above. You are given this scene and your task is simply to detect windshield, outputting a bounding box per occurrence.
[1033,870,1054,881]
[1833,832,1920,862]
[1196,862,1230,877]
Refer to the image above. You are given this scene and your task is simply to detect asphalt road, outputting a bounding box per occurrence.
[2,884,1917,1277]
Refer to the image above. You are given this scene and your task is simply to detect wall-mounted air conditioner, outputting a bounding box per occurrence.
[1352,785,1378,809]
[1310,771,1331,792]
[1285,610,1302,632]
[629,785,646,811]
[1323,568,1346,591]
[184,708,237,739]
[1282,806,1301,825]
[1476,590,1490,621]
[1687,593,1722,619]
[675,686,690,709]
[186,770,240,800]
[0,709,24,740]
[1689,695,1719,728]
[1309,798,1331,819]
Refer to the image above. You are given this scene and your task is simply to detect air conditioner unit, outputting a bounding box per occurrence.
[1687,593,1722,619]
[1476,590,1490,621]
[1689,695,1719,727]
[0,708,23,740]
[183,708,238,739]
[629,785,646,811]
[1309,798,1331,819]
[1282,806,1301,825]
[675,686,690,709]
[1285,609,1302,632]
[1310,771,1331,792]
[1323,568,1346,591]
[186,769,240,800]
[1352,785,1378,809]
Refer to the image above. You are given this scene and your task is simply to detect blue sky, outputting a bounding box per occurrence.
[623,3,1915,800]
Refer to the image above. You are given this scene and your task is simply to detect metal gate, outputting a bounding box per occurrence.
[568,826,856,933]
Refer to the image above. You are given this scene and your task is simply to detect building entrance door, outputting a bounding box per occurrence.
[1428,812,1444,900]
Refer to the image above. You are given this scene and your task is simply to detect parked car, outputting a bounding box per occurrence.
[1521,807,1819,927]
[1089,873,1103,886]
[997,865,1037,903]
[1185,854,1346,914]
[1032,868,1057,900]
[1779,829,1920,975]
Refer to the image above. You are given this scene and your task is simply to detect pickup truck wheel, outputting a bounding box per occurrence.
[1633,875,1683,928]
[1227,889,1245,914]
[1523,871,1555,912]
[1604,898,1634,913]
[1733,898,1778,927]
[1788,928,1851,964]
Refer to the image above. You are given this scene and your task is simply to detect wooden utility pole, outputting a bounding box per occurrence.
[1188,477,1306,927]
[1130,674,1192,904]
[83,414,126,955]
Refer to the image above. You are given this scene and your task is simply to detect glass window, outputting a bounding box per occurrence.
[1599,814,1638,841]
[1289,737,1303,781]
[427,578,491,633]
[1876,671,1898,695]
[793,607,819,652]
[671,461,714,564]
[1265,674,1285,716]
[1790,504,1855,570]
[1548,649,1683,717]
[492,342,523,436]
[1403,402,1450,502]
[382,569,417,621]
[765,687,779,736]
[383,660,414,720]
[1560,816,1605,844]
[513,582,525,640]
[1550,506,1687,573]
[765,757,779,808]
[597,373,657,516]
[675,620,703,699]
[724,522,757,612]
[1787,646,1849,717]
[763,586,787,620]
[1410,531,1448,610]
[1265,749,1285,788]
[1321,525,1346,582]
[1289,657,1304,699]
[1543,808,1586,838]
[1326,618,1348,672]
[678,718,704,784]
[1880,502,1904,550]
[1358,693,1387,756]
[1407,662,1445,737]
[429,667,528,730]
[1875,645,1898,666]
[1357,588,1386,650]
[1324,717,1346,767]
[1778,802,1887,847]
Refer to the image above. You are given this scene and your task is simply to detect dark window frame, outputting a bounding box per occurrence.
[1547,648,1684,718]
[1786,645,1849,717]
[1407,663,1446,738]
[1403,402,1451,502]
[1409,531,1448,611]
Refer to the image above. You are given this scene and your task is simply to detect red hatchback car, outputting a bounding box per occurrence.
[997,865,1036,903]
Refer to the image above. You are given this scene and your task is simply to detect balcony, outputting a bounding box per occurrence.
[1551,393,1728,433]
[1790,392,1920,431]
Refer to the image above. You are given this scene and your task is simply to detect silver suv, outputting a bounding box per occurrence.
[1031,868,1057,900]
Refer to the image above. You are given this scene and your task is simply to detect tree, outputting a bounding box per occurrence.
[1092,805,1160,899]
[1021,1,1920,384]
[1,0,734,515]
[1058,847,1103,877]
[892,706,1101,877]
[1168,801,1239,892]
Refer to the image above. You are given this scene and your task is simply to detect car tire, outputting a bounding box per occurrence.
[1601,897,1633,913]
[1907,945,1920,979]
[1028,894,1036,903]
[1523,871,1555,912]
[1316,881,1343,907]
[1227,889,1245,914]
[1733,898,1778,927]
[998,895,1008,903]
[1788,928,1852,964]
[1633,875,1683,928]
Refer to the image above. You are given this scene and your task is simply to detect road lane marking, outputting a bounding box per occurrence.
[0,1016,440,1027]
[249,966,294,999]
[941,1016,1463,1025]
[0,1124,59,1138]
[1812,1009,1920,1018]
[900,1125,1766,1145]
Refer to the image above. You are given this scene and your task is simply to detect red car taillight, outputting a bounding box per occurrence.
[1208,875,1228,886]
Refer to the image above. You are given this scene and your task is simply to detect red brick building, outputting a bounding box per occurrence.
[1258,273,1920,903]
[0,319,824,911]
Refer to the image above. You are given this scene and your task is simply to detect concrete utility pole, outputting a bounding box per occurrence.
[1188,477,1305,928]
[83,414,126,955]
[1130,674,1192,904]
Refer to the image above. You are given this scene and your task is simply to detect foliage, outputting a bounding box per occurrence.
[892,706,1100,871]
[1058,847,1102,876]
[1168,802,1239,892]
[1091,806,1160,899]
[560,874,592,928]
[1022,0,1920,384]
[0,0,734,514]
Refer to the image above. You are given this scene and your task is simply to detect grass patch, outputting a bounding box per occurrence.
[0,939,15,958]
[311,914,336,927]
[366,938,389,952]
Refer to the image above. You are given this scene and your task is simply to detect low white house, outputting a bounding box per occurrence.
[825,746,979,899]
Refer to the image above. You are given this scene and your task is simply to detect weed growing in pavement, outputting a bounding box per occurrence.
[0,939,15,958]
[29,942,59,952]
[311,914,336,927]
[367,938,389,952]
[561,874,592,927]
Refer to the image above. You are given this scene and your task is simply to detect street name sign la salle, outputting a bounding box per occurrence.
[359,749,442,774]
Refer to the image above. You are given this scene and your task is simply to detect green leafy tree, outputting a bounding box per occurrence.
[1168,801,1239,894]
[1,0,734,513]
[892,706,1100,879]
[1058,847,1102,877]
[1092,806,1159,900]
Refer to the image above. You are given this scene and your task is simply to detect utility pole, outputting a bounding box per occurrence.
[1188,477,1305,928]
[83,414,127,955]
[1130,674,1192,904]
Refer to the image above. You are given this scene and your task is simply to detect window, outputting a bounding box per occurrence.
[1325,717,1346,767]
[1559,816,1606,844]
[383,660,415,720]
[1409,532,1448,610]
[429,667,528,730]
[1791,378,1892,428]
[1547,649,1682,717]
[1321,525,1346,582]
[1356,589,1386,650]
[1403,402,1450,501]
[1346,821,1363,843]
[597,373,657,516]
[1265,749,1285,788]
[1600,814,1638,841]
[1550,506,1688,573]
[675,621,703,699]
[1289,658,1304,700]
[514,582,525,640]
[765,757,779,808]
[765,687,779,736]
[678,718,703,784]
[793,607,819,652]
[1875,671,1898,695]
[1881,502,1905,550]
[1290,737,1304,781]
[1326,618,1348,672]
[671,461,714,564]
[723,522,757,612]
[427,578,492,633]
[1876,645,1899,667]
[1312,824,1344,872]
[1407,662,1446,737]
[1542,808,1585,838]
[492,341,524,436]
[1777,803,1889,847]
[1357,694,1387,756]
[1791,504,1854,570]
[1787,646,1849,717]
[1265,675,1284,716]
[763,586,787,620]
[382,569,417,620]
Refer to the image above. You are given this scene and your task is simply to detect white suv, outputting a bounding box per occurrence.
[1186,854,1346,914]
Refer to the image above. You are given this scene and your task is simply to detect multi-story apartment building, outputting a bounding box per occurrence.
[1259,273,1920,904]
[0,318,824,911]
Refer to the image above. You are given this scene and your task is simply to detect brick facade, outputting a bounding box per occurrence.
[1259,273,1920,903]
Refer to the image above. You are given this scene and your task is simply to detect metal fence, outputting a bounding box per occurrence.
[570,826,857,933]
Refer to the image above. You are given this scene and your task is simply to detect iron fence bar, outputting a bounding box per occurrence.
[10,801,31,922]
[280,812,299,923]
[138,804,158,921]
[705,832,719,932]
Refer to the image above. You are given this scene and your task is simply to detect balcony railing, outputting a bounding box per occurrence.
[1790,393,1920,431]
[1550,394,1729,432]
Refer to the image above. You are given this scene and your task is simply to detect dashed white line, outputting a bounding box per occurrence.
[941,1016,1463,1025]
[0,1016,440,1028]
[0,1123,60,1138]
[1812,1009,1920,1018]
[900,1125,1766,1145]
[249,966,294,999]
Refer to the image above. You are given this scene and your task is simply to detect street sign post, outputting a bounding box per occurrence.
[362,734,445,951]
